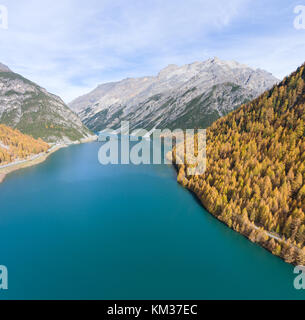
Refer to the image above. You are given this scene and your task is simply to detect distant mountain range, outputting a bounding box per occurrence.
[69,58,279,132]
[0,63,93,143]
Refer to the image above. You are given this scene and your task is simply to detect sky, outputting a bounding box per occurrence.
[0,0,304,103]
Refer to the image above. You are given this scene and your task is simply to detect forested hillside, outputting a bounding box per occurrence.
[176,63,305,265]
[0,63,93,144]
[0,124,49,165]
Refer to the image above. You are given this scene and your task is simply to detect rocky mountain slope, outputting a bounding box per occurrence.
[70,58,278,132]
[0,63,93,143]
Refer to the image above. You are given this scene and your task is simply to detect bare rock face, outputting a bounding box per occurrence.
[0,65,93,143]
[69,58,279,132]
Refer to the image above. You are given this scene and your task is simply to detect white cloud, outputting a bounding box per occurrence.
[0,0,250,102]
[0,0,302,103]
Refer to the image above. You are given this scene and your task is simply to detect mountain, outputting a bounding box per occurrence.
[176,63,305,265]
[0,63,94,143]
[0,63,11,72]
[0,124,49,165]
[69,58,278,132]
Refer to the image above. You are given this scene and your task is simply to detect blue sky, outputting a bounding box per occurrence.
[0,0,304,102]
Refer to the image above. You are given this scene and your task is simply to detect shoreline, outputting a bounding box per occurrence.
[0,145,64,184]
[0,135,97,184]
[0,173,5,183]
[173,163,305,266]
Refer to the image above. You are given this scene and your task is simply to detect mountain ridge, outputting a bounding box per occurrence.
[0,62,11,72]
[0,66,94,143]
[69,58,278,132]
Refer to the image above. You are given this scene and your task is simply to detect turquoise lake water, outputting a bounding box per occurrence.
[0,141,304,299]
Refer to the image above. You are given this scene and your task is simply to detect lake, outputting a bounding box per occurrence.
[0,141,304,299]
